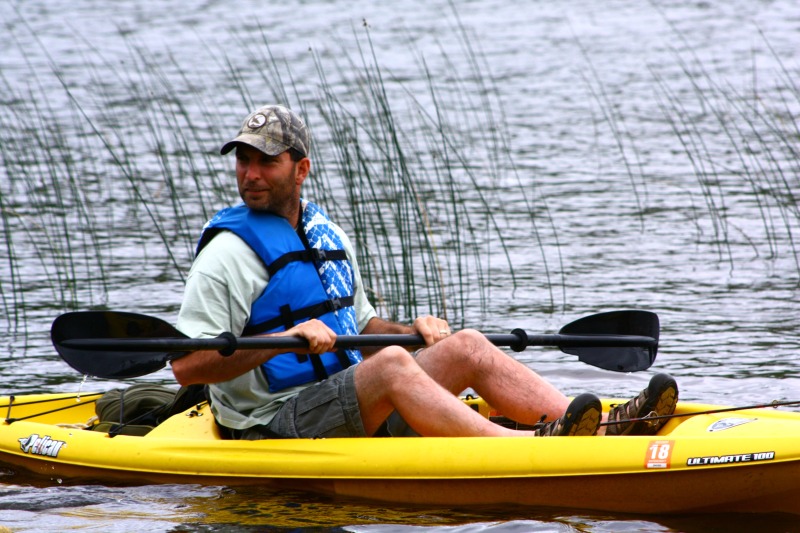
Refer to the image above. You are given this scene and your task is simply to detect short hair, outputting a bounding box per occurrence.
[287,147,306,162]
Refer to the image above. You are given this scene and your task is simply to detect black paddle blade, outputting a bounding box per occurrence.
[558,310,659,372]
[51,311,184,379]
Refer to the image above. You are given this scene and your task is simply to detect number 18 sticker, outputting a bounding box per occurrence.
[645,440,674,469]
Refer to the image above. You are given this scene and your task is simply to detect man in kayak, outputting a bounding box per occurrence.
[171,104,678,440]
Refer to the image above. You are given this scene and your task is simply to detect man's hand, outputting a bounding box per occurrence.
[412,315,451,346]
[280,319,337,353]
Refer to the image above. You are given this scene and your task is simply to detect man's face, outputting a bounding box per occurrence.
[235,145,304,216]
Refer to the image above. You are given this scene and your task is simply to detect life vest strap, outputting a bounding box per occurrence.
[243,295,356,336]
[308,353,329,382]
[267,248,348,278]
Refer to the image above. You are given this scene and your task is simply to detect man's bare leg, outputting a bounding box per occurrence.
[413,329,611,434]
[413,329,572,424]
[354,328,587,436]
[354,345,537,437]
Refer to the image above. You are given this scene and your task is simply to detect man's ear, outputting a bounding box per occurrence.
[296,157,311,183]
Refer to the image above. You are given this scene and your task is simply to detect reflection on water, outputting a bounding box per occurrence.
[1,0,799,530]
[1,482,799,532]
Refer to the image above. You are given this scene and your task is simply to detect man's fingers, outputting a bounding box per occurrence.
[413,316,451,345]
[286,320,337,353]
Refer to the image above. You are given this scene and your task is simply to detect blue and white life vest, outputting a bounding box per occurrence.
[197,201,362,392]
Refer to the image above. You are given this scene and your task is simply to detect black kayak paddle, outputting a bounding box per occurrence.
[51,310,659,379]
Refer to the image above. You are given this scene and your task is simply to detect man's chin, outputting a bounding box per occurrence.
[242,197,271,211]
[245,203,274,212]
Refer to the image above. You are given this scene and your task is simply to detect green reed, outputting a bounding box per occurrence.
[648,23,800,274]
[0,11,565,337]
[2,5,798,345]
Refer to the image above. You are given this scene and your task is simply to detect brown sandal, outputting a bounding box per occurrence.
[606,373,678,436]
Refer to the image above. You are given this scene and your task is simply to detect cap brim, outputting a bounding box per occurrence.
[219,133,290,156]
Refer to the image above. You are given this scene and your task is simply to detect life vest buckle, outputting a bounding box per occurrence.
[326,298,342,312]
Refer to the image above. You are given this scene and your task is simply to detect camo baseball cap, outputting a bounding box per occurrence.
[220,105,310,157]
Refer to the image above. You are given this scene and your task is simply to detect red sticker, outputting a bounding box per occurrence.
[645,440,674,469]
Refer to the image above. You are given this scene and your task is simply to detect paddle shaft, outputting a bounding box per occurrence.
[61,332,657,353]
[52,310,659,377]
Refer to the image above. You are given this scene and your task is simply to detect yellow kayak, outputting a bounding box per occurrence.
[1,392,799,516]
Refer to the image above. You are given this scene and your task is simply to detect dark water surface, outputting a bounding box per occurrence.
[1,0,799,531]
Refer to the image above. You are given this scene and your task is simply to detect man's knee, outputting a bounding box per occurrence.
[447,328,495,360]
[364,346,420,382]
[452,328,486,346]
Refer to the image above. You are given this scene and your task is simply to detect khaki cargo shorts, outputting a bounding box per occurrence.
[237,364,416,439]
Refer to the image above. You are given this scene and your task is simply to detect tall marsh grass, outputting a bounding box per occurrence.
[648,21,800,272]
[0,16,561,339]
[1,8,798,349]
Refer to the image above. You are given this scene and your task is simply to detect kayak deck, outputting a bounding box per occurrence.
[1,392,799,515]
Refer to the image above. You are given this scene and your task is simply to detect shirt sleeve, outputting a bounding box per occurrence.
[176,230,268,338]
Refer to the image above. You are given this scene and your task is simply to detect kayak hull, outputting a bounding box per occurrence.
[1,393,799,515]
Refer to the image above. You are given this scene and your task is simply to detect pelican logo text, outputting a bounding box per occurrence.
[18,434,66,458]
[687,451,774,466]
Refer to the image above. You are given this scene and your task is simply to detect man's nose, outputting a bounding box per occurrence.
[243,160,260,180]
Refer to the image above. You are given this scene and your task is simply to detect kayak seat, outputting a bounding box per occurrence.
[91,384,207,437]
